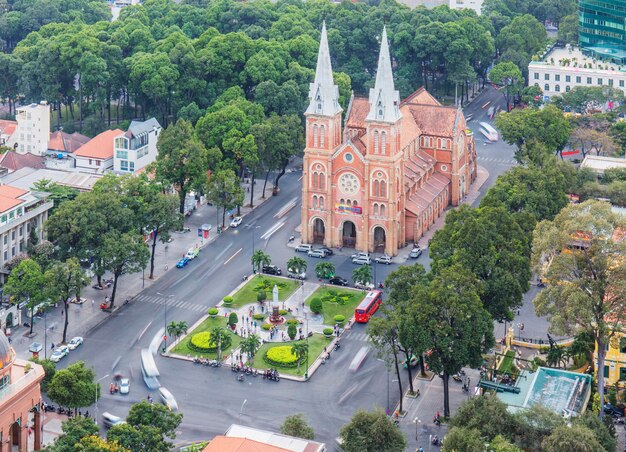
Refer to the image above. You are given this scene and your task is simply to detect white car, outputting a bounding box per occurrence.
[307,249,326,258]
[119,378,130,395]
[230,216,243,228]
[50,345,69,363]
[351,252,370,260]
[287,269,306,280]
[355,281,375,290]
[352,256,372,265]
[158,387,179,411]
[295,244,313,253]
[68,337,83,350]
[375,255,392,265]
[102,412,126,428]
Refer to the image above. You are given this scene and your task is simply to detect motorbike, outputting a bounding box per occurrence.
[333,342,340,351]
[433,415,441,426]
[288,235,295,242]
[321,356,326,365]
[452,374,462,382]
[237,373,245,382]
[378,282,385,289]
[252,369,258,377]
[431,436,440,446]
[193,356,201,364]
[43,403,55,412]
[242,275,248,281]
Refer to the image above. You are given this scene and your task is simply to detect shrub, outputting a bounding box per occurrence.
[223,296,233,305]
[287,323,297,340]
[285,318,299,325]
[310,297,323,314]
[322,290,353,305]
[262,323,272,331]
[264,346,298,367]
[257,291,267,302]
[252,313,265,321]
[279,309,288,316]
[189,332,232,353]
[208,308,218,316]
[228,312,238,326]
[334,315,346,325]
[323,328,334,337]
[255,279,287,292]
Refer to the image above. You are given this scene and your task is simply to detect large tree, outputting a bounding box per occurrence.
[4,258,45,335]
[280,414,315,440]
[532,200,626,417]
[339,409,406,452]
[47,361,99,414]
[206,169,245,228]
[489,61,524,110]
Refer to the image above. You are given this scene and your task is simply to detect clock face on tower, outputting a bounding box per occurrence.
[339,173,360,195]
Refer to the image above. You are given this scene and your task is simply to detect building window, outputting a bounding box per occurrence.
[381,131,387,155]
[374,131,379,154]
[621,80,625,87]
[2,236,5,245]
[534,73,539,80]
[587,77,592,84]
[320,125,325,147]
[319,196,324,209]
[352,200,358,207]
[11,231,14,241]
[544,84,550,91]
[96,160,101,166]
[313,125,319,147]
[576,76,581,83]
[89,159,92,165]
[566,86,570,92]
[604,365,610,378]
[555,85,560,92]
[11,246,15,257]
[598,78,603,85]
[0,216,5,224]
[120,160,129,171]
[116,150,128,159]
[621,367,626,381]
[565,75,571,82]
[340,198,345,205]
[380,181,387,197]
[312,195,318,209]
[373,180,379,197]
[319,173,325,190]
[19,226,22,237]
[544,73,549,80]
[3,251,6,261]
[19,240,23,252]
[313,172,319,190]
[380,204,385,216]
[609,79,614,86]
[130,161,134,172]
[555,74,560,81]
[620,337,626,354]
[441,139,448,150]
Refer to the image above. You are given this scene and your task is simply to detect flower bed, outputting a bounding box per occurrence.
[254,334,333,376]
[264,346,299,368]
[188,331,232,353]
[171,316,241,358]
[229,275,299,308]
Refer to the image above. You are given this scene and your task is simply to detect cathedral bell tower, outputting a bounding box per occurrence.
[301,21,343,246]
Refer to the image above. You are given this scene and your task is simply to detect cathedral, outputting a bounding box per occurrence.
[300,23,477,256]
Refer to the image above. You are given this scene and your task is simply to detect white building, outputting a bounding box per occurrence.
[6,103,50,156]
[528,46,626,100]
[580,155,626,176]
[395,0,482,14]
[113,118,161,174]
[74,129,122,174]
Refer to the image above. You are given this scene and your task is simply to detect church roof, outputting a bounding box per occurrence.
[404,172,450,216]
[401,87,440,107]
[305,21,342,117]
[366,26,401,123]
[407,104,459,137]
[345,96,369,130]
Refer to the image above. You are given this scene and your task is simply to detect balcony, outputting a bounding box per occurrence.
[0,358,44,405]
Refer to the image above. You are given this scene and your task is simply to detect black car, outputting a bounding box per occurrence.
[262,265,282,276]
[318,247,334,257]
[329,276,348,286]
[604,403,624,417]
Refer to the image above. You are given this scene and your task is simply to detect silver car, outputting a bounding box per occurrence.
[295,244,313,253]
[102,412,125,428]
[307,249,326,258]
[352,256,372,265]
[375,255,392,265]
[158,387,179,411]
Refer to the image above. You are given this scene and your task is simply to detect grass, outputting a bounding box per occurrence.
[251,334,333,376]
[497,350,519,378]
[305,286,364,325]
[228,275,300,309]
[171,316,242,359]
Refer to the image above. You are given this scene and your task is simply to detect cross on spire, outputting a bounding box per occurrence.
[366,26,401,123]
[305,21,342,117]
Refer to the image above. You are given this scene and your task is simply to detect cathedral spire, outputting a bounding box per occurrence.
[305,21,342,117]
[366,26,401,123]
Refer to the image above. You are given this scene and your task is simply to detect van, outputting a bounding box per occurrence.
[158,387,179,411]
[101,412,125,428]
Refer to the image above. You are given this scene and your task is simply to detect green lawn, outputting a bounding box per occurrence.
[170,316,242,359]
[251,334,333,376]
[305,286,364,325]
[498,350,519,377]
[228,275,300,309]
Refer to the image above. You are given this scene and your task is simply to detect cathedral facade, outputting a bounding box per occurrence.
[301,24,477,256]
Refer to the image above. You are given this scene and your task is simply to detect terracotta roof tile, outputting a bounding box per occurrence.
[346,96,370,129]
[401,87,441,107]
[408,105,458,137]
[202,436,291,452]
[49,131,90,153]
[0,185,28,198]
[0,152,45,171]
[0,120,17,138]
[0,195,23,213]
[74,129,123,159]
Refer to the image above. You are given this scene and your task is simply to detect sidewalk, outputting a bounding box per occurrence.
[11,181,277,360]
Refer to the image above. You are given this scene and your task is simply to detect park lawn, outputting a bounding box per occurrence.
[251,334,333,376]
[171,316,242,359]
[497,350,520,378]
[229,275,300,309]
[305,286,364,325]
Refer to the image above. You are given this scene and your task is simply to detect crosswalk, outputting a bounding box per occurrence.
[477,156,517,165]
[345,331,370,342]
[133,293,206,313]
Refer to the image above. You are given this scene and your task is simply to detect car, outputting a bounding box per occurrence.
[262,265,282,276]
[295,244,313,253]
[230,216,243,228]
[329,276,349,286]
[375,254,393,265]
[604,403,624,417]
[50,345,69,363]
[158,387,179,411]
[307,249,326,258]
[119,378,130,395]
[409,246,423,259]
[101,412,126,428]
[318,247,334,257]
[67,337,83,350]
[352,256,372,265]
[185,247,199,260]
[176,257,190,268]
[351,252,370,260]
[349,346,370,371]
[355,281,375,290]
[287,269,306,280]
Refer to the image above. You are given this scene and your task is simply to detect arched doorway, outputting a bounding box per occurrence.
[342,221,357,248]
[373,226,386,253]
[312,218,325,244]
[5,312,12,329]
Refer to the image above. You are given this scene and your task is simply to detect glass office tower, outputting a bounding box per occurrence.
[579,0,626,64]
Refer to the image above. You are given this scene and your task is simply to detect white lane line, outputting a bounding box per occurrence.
[260,221,285,240]
[274,198,298,218]
[224,248,242,265]
[298,175,303,181]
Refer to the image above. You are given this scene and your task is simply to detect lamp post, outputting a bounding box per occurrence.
[414,417,421,441]
[304,312,309,380]
[95,374,109,426]
[157,293,175,352]
[239,399,247,422]
[251,225,260,274]
[377,358,390,415]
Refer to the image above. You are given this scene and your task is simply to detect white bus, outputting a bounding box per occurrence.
[479,122,499,142]
[141,348,161,389]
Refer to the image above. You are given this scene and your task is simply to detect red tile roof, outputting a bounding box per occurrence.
[202,436,291,452]
[346,96,370,130]
[0,120,17,139]
[401,87,441,107]
[404,172,450,216]
[74,129,123,159]
[0,196,23,213]
[407,105,459,137]
[49,131,90,153]
[0,185,28,198]
[0,152,45,171]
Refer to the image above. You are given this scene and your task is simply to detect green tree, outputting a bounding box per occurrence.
[4,258,45,335]
[489,61,524,110]
[542,425,603,452]
[609,120,626,153]
[352,265,372,286]
[573,412,617,452]
[206,169,245,228]
[32,179,78,211]
[287,323,297,341]
[280,414,315,440]
[47,361,99,414]
[558,14,579,45]
[315,262,335,279]
[521,85,544,107]
[210,326,228,360]
[251,250,271,273]
[441,427,484,452]
[76,434,130,452]
[101,232,150,309]
[45,258,90,344]
[47,416,99,452]
[290,340,308,372]
[125,400,182,439]
[30,358,55,393]
[286,256,307,275]
[106,423,166,452]
[339,409,406,452]
[450,394,514,441]
[553,86,625,115]
[240,334,261,362]
[532,200,626,417]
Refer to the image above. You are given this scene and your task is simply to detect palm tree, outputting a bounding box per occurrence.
[167,321,180,343]
[291,341,309,373]
[251,250,271,273]
[287,256,307,274]
[352,265,372,286]
[211,326,228,360]
[315,262,336,279]
[241,334,262,363]
[176,321,188,344]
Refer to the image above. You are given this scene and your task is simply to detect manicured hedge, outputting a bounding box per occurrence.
[310,297,323,314]
[264,346,298,368]
[261,323,273,331]
[279,309,288,316]
[334,315,346,325]
[323,328,334,337]
[223,296,233,305]
[252,313,265,321]
[208,308,219,316]
[285,319,299,325]
[189,332,232,353]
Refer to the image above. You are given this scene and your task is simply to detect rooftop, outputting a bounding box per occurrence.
[0,167,103,191]
[580,155,626,174]
[49,131,90,154]
[530,46,626,73]
[203,436,291,452]
[0,152,46,172]
[75,129,123,159]
[126,117,161,137]
[221,424,326,452]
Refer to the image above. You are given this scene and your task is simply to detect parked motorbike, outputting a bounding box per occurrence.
[237,373,245,382]
[288,235,295,242]
[333,342,341,351]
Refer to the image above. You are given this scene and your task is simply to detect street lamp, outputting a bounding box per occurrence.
[239,399,247,422]
[304,312,309,380]
[414,417,421,441]
[251,225,260,274]
[157,293,175,352]
[377,358,390,415]
[95,374,109,426]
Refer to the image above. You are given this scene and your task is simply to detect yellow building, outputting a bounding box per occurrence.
[597,332,626,386]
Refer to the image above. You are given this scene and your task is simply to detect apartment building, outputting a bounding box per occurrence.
[5,103,50,156]
[74,129,122,174]
[113,118,161,173]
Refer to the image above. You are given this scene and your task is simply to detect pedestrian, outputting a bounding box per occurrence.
[51,343,55,350]
[253,321,257,328]
[92,299,95,307]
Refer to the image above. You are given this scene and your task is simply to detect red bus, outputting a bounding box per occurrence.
[354,290,383,323]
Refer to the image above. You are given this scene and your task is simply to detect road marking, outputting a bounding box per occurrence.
[224,248,242,265]
[274,197,298,218]
[298,175,303,181]
[136,321,153,344]
[260,221,285,240]
[482,101,491,109]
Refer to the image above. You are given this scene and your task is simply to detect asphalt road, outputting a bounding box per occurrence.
[57,86,524,449]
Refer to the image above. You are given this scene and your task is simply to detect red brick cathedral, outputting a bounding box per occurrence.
[301,23,477,256]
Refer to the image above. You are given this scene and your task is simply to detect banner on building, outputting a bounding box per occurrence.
[336,204,362,214]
